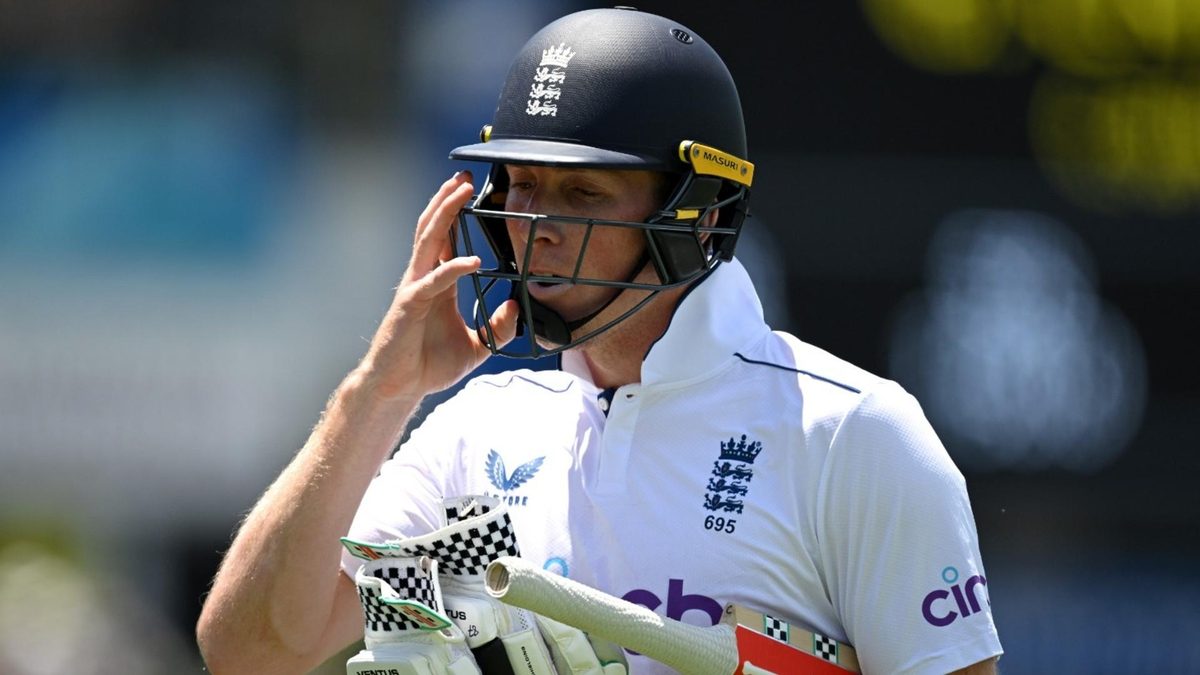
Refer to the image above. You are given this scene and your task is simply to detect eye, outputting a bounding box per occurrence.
[568,182,613,204]
[504,165,535,191]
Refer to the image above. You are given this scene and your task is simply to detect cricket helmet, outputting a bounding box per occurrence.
[450,6,754,358]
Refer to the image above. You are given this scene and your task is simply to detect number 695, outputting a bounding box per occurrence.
[704,515,736,533]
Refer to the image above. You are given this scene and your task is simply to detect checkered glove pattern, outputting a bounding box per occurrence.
[344,496,520,576]
[347,555,482,675]
[355,557,443,635]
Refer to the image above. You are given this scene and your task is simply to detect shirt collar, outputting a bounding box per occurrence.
[560,258,769,387]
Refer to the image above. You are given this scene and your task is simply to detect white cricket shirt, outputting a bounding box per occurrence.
[343,259,1003,674]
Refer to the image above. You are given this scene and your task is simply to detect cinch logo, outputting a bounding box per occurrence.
[623,579,722,626]
[921,566,989,627]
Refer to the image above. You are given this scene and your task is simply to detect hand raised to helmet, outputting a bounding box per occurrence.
[357,171,519,403]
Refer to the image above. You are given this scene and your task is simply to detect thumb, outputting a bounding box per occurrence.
[488,299,521,349]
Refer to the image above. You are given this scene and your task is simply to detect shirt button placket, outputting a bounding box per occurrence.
[595,384,639,492]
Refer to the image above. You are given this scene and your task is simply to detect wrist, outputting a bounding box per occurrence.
[310,369,422,465]
[339,364,427,413]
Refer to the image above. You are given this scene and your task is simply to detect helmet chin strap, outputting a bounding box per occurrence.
[514,251,653,347]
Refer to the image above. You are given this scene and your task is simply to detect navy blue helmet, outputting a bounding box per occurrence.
[450,7,754,358]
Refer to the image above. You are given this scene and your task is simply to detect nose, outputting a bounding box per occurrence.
[507,187,564,245]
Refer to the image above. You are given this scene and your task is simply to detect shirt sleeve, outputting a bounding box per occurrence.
[338,397,463,578]
[817,382,1003,674]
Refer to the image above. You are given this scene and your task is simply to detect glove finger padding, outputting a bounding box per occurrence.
[535,615,629,675]
[441,584,556,674]
[347,555,480,675]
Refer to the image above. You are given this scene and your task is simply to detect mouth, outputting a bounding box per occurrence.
[527,269,574,285]
[524,272,575,299]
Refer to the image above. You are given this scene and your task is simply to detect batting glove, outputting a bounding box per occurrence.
[343,495,627,675]
[347,554,480,675]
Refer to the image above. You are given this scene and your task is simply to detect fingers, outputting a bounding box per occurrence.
[486,299,520,350]
[469,299,520,362]
[412,171,474,276]
[402,172,520,362]
[415,170,472,236]
[408,254,481,301]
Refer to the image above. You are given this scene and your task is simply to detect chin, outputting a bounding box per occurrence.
[534,334,569,350]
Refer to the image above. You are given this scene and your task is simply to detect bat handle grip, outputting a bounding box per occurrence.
[486,556,738,675]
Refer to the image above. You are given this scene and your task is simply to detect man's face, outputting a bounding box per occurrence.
[503,164,665,325]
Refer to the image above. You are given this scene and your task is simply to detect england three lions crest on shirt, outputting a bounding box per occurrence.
[702,434,762,534]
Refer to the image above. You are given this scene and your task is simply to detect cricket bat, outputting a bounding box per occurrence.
[485,556,859,674]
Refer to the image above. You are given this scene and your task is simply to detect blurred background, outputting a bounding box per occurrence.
[1,1,1197,672]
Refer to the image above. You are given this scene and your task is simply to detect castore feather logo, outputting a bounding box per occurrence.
[486,450,545,492]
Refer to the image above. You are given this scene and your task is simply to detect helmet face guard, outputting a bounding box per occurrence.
[454,141,753,359]
[447,8,753,359]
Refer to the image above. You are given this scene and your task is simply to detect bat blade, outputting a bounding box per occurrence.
[723,604,860,674]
